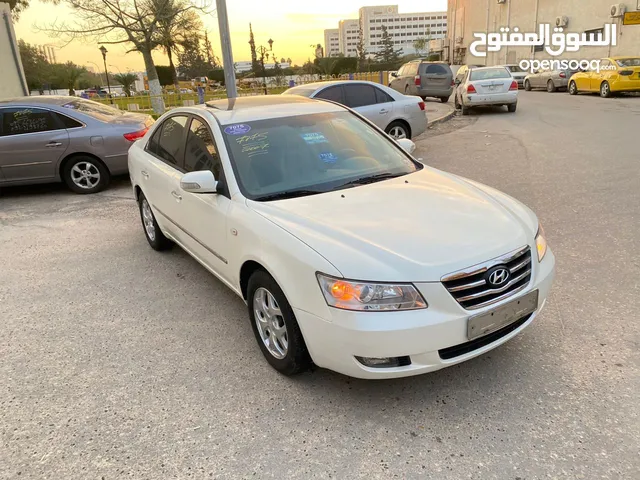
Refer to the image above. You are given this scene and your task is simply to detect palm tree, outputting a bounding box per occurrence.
[315,58,339,77]
[114,72,138,96]
[52,62,87,96]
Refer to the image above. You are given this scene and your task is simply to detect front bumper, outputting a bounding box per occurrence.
[297,248,555,379]
[463,92,517,106]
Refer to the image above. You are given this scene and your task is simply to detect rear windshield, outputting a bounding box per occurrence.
[615,58,640,67]
[470,68,511,81]
[505,65,525,73]
[60,98,122,120]
[282,86,317,98]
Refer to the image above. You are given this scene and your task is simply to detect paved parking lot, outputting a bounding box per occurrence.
[1,91,638,479]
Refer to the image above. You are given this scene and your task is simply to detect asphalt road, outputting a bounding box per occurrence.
[1,91,638,479]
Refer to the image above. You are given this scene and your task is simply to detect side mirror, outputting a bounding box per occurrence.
[180,170,218,194]
[396,138,416,154]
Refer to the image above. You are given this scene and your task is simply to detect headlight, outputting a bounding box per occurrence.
[316,273,427,311]
[535,224,548,262]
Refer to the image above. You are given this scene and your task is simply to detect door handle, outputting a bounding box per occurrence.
[171,190,182,201]
[141,170,149,178]
[45,142,62,147]
[379,109,389,114]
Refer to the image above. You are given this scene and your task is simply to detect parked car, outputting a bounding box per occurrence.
[568,57,640,98]
[283,80,426,140]
[0,96,153,193]
[389,60,454,103]
[524,68,579,92]
[128,95,555,379]
[454,66,519,115]
[502,64,528,88]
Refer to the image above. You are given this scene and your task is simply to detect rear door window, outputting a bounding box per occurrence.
[374,87,394,103]
[0,107,61,136]
[424,64,449,75]
[343,84,377,108]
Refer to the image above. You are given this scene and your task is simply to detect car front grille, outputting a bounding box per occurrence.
[441,246,532,310]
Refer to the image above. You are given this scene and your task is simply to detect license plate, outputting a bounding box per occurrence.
[467,290,539,341]
[488,85,498,91]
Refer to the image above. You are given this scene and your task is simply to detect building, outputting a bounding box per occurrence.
[1,3,29,99]
[324,4,448,58]
[324,28,340,57]
[447,0,640,66]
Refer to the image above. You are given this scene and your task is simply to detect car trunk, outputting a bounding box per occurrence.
[471,78,512,95]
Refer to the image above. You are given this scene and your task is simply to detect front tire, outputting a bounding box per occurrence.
[600,81,612,98]
[385,121,410,140]
[524,80,532,91]
[62,156,110,194]
[569,81,578,95]
[546,80,556,93]
[247,270,311,376]
[138,193,173,251]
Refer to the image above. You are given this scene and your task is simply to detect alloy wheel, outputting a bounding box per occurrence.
[141,198,156,242]
[253,287,288,359]
[70,161,101,190]
[388,126,407,139]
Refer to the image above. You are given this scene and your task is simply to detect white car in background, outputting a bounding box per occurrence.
[283,80,427,140]
[454,66,519,115]
[128,95,555,379]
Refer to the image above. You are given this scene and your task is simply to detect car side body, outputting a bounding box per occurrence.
[568,57,640,98]
[523,68,579,92]
[283,80,427,140]
[0,96,152,192]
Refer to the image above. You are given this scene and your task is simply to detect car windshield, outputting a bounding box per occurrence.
[615,58,640,67]
[470,68,511,81]
[221,111,422,201]
[505,65,525,73]
[60,98,122,120]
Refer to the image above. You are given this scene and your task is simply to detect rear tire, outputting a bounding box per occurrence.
[600,81,612,98]
[524,80,532,91]
[62,155,110,194]
[247,270,311,376]
[569,81,578,95]
[385,121,410,139]
[138,193,173,251]
[461,105,470,116]
[440,96,450,103]
[546,80,556,93]
[507,103,517,113]
[454,95,461,110]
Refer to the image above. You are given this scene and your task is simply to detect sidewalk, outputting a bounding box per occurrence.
[425,98,455,127]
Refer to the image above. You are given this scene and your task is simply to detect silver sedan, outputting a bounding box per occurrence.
[0,97,153,193]
[523,68,580,92]
[283,81,427,140]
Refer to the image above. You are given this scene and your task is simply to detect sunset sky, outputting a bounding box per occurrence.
[13,0,446,73]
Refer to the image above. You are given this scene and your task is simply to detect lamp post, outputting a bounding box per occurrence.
[99,45,113,104]
[257,38,273,95]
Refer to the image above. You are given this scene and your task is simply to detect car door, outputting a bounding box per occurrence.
[342,83,389,128]
[176,115,232,280]
[0,106,70,183]
[573,68,592,92]
[141,115,189,237]
[590,59,610,91]
[403,62,419,95]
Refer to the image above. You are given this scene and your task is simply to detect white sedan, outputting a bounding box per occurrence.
[454,66,519,115]
[128,95,555,379]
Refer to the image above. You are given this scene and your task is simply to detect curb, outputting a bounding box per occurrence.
[427,105,456,127]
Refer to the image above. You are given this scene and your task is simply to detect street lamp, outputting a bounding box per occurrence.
[257,39,273,95]
[99,45,113,103]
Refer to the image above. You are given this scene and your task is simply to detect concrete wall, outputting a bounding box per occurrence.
[0,3,29,99]
[447,0,640,65]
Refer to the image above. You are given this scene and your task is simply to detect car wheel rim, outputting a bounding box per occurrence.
[570,83,576,93]
[389,126,407,139]
[141,199,156,242]
[253,287,288,359]
[70,161,100,189]
[602,84,609,96]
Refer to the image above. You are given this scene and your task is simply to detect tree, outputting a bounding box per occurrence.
[315,57,338,77]
[286,57,292,64]
[156,7,202,90]
[356,26,367,72]
[248,23,259,73]
[48,61,87,95]
[114,72,138,96]
[177,35,210,79]
[413,27,431,57]
[375,25,402,64]
[37,0,205,115]
[18,40,50,91]
[203,31,219,69]
[155,65,174,86]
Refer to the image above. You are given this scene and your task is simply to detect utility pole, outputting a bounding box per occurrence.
[215,0,237,98]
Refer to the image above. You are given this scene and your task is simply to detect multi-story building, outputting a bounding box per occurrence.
[447,0,640,65]
[324,4,448,58]
[324,29,340,57]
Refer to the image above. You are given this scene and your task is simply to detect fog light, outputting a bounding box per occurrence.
[355,356,411,368]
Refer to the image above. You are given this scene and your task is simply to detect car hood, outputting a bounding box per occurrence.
[248,168,538,281]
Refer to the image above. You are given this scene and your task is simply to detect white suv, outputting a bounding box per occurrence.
[129,96,555,379]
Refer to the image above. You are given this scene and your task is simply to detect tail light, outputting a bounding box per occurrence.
[559,72,566,78]
[467,84,477,93]
[418,101,425,111]
[618,70,633,76]
[123,127,149,142]
[451,79,455,86]
[414,75,421,86]
[509,80,518,90]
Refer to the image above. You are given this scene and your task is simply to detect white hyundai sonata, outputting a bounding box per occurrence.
[129,95,555,379]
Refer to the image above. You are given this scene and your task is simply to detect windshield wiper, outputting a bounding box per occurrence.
[254,189,324,202]
[336,172,405,189]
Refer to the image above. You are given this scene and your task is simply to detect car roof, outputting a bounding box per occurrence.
[286,80,383,90]
[202,95,345,125]
[609,56,639,59]
[0,96,77,106]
